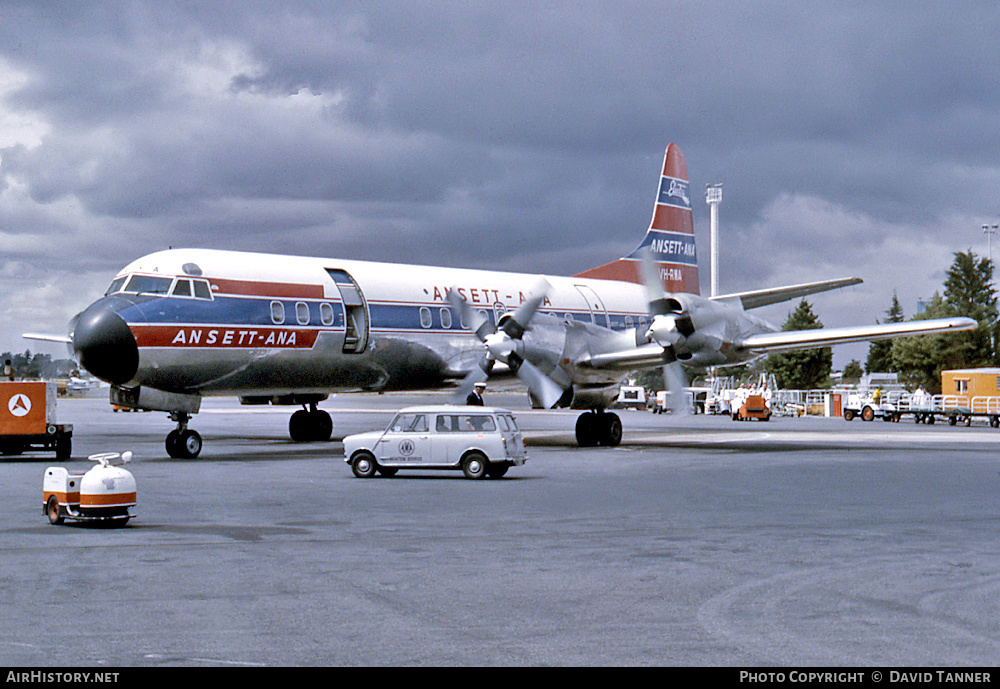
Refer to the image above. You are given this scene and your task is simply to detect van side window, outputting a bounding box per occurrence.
[391,414,427,433]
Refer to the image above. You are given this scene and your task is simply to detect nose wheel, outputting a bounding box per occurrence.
[289,404,333,442]
[166,412,202,458]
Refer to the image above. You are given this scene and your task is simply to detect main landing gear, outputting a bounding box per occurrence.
[575,410,623,447]
[288,403,333,442]
[166,411,202,459]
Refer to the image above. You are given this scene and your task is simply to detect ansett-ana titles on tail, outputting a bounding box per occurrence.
[29,143,976,457]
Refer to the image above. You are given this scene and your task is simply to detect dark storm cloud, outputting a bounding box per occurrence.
[2,1,999,361]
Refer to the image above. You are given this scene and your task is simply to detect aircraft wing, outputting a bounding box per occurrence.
[717,277,863,310]
[736,317,978,354]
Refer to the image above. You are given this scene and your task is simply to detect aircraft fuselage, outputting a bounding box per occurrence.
[71,248,778,405]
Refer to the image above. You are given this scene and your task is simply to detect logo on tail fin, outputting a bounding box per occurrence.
[660,177,690,209]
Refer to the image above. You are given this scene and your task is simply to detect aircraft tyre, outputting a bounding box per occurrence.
[601,412,623,446]
[351,451,377,478]
[289,409,333,442]
[575,414,597,447]
[461,452,488,480]
[166,429,202,459]
[574,411,622,447]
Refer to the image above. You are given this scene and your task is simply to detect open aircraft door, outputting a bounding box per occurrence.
[574,284,610,327]
[326,269,370,353]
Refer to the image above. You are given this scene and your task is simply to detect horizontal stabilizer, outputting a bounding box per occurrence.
[737,317,978,354]
[23,332,73,344]
[718,277,863,310]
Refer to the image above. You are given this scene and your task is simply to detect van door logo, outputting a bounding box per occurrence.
[398,439,415,456]
[8,394,31,417]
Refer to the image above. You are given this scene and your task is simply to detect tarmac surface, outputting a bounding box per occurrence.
[3,390,1000,667]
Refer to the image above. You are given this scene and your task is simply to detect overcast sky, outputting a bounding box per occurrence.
[2,1,998,369]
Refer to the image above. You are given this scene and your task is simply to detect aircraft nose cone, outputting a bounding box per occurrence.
[72,299,139,385]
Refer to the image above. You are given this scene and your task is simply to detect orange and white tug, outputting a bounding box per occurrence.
[43,452,136,526]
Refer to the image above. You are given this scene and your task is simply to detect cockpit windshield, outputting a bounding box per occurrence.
[105,273,214,300]
[122,275,173,295]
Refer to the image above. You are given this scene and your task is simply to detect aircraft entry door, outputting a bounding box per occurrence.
[574,285,610,328]
[326,269,370,353]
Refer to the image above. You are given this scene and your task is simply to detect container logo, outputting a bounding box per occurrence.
[8,394,31,417]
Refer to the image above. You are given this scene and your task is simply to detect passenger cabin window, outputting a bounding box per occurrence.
[440,308,452,329]
[296,302,310,325]
[271,301,285,324]
[320,303,335,326]
[419,307,432,328]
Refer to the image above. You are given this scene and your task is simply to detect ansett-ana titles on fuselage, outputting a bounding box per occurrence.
[72,246,756,401]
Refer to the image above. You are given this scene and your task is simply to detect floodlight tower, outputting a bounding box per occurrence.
[706,184,723,297]
[984,223,998,271]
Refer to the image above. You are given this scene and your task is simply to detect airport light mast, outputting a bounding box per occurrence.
[706,183,723,297]
[984,223,998,272]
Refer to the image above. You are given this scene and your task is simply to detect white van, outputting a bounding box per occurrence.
[343,405,527,479]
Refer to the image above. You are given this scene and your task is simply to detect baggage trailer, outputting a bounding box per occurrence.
[856,391,1000,427]
[1,381,72,459]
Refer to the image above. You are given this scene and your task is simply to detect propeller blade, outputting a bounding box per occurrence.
[501,278,551,339]
[511,356,565,409]
[447,288,495,341]
[662,360,690,416]
[451,357,494,404]
[638,247,673,316]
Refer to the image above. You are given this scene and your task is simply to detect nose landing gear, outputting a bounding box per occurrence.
[288,403,333,442]
[166,411,202,459]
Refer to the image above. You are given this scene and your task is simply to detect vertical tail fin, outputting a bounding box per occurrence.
[574,143,700,295]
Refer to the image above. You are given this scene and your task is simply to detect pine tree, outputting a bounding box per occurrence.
[765,299,832,389]
[890,250,999,392]
[865,291,904,373]
[941,249,997,366]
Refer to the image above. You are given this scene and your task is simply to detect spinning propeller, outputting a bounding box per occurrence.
[447,280,566,409]
[638,249,692,415]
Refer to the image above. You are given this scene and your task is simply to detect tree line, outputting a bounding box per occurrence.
[1,350,72,380]
[766,249,997,393]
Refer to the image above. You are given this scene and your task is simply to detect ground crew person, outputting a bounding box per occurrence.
[466,381,486,406]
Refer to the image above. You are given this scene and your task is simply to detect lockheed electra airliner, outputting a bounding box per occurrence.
[47,144,975,457]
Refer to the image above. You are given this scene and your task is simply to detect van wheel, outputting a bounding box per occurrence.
[351,451,377,478]
[46,495,63,525]
[461,452,488,480]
